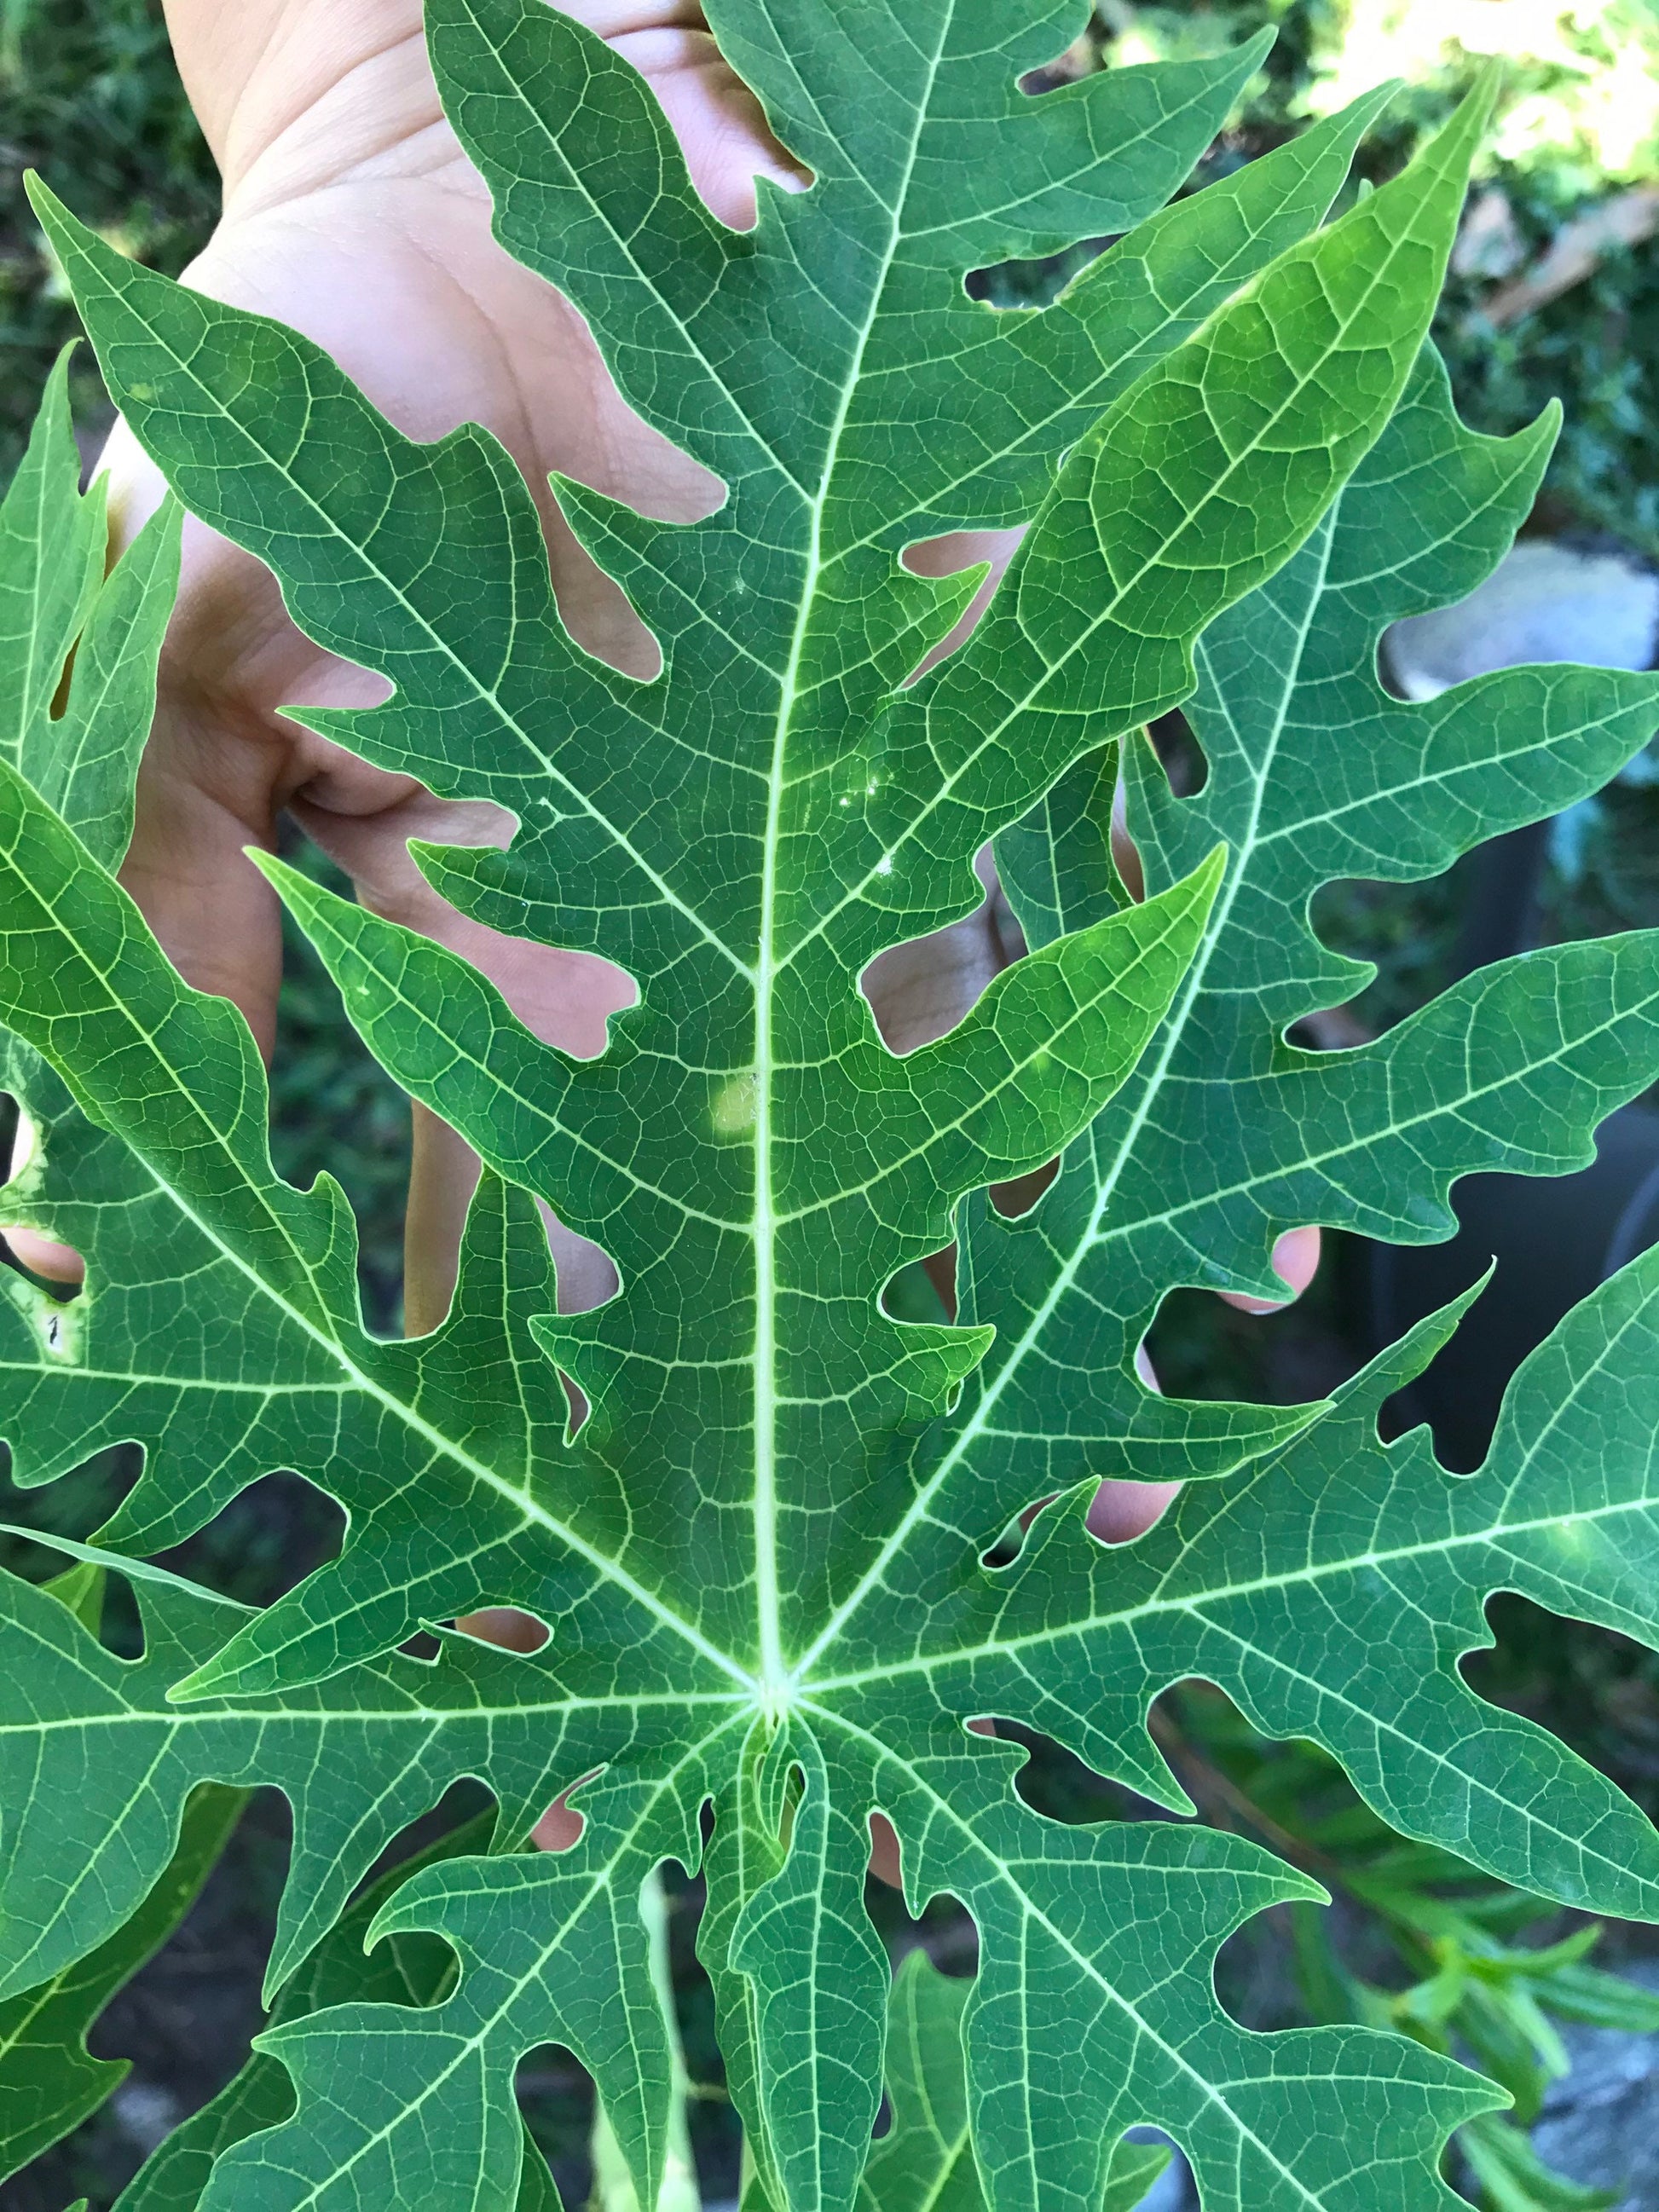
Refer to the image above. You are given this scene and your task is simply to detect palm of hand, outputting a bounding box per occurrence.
[101,0,792,1047]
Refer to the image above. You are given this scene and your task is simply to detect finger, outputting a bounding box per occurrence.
[2,1231,84,1283]
[295,773,629,1331]
[863,844,1009,1056]
[99,430,348,1055]
[289,778,632,1055]
[449,1603,587,1849]
[1220,1224,1321,1314]
[608,25,811,223]
[1085,1340,1179,1544]
[1110,765,1145,903]
[404,1105,618,1333]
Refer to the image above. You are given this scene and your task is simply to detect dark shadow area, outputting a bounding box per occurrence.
[1466,1594,1659,1837]
[1143,1239,1363,1412]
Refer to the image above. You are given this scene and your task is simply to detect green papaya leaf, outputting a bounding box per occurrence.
[2,8,1659,2211]
[111,1811,566,2212]
[0,1780,243,2183]
[858,1951,1170,2212]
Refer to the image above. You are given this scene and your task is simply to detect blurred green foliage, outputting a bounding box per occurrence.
[1095,0,1659,554]
[0,0,217,474]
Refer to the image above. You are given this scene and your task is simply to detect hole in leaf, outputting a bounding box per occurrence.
[990,1155,1059,1219]
[882,1250,954,1325]
[455,1605,552,1656]
[899,528,1023,680]
[861,845,1017,1055]
[1464,1592,1659,1825]
[1085,1479,1178,1547]
[531,1795,585,1854]
[866,1876,977,1979]
[270,826,411,1334]
[1147,706,1207,798]
[560,1367,592,1439]
[1142,1259,1361,1412]
[999,1715,1154,1828]
[351,1779,497,1905]
[515,2045,596,2212]
[14,1788,296,2210]
[869,1810,904,1891]
[157,1468,347,1613]
[1307,868,1465,1039]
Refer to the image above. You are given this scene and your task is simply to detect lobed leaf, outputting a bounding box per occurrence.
[5,8,1659,2211]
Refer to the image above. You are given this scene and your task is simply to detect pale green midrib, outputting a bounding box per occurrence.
[0,1360,337,1395]
[264,1713,742,2212]
[779,169,1455,979]
[822,1243,1659,1701]
[1,826,760,1691]
[0,1684,749,1733]
[863,1588,1659,1907]
[809,1483,1659,1692]
[110,1150,754,1693]
[80,250,753,990]
[807,1702,1338,2212]
[825,76,1304,552]
[750,9,955,1699]
[809,609,1659,1679]
[1079,956,1659,1256]
[789,512,1340,1685]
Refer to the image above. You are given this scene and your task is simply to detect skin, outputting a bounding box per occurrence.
[2,0,1318,1858]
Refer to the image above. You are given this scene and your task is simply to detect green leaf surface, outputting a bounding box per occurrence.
[858,1951,1171,2212]
[0,1518,708,2005]
[3,7,1659,2210]
[0,1779,243,2183]
[110,1811,567,2212]
[0,346,179,875]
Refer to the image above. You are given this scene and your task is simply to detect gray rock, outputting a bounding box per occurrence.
[110,2080,180,2157]
[1121,2132,1196,2212]
[1530,1961,1659,2210]
[1385,541,1659,701]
